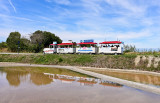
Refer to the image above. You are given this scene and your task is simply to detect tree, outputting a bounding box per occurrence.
[43,31,62,47]
[20,37,30,52]
[5,30,62,53]
[30,30,62,52]
[6,32,21,52]
[30,30,44,44]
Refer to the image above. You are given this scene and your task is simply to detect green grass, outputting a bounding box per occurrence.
[0,53,159,72]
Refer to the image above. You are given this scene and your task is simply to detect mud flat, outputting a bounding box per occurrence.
[0,62,160,95]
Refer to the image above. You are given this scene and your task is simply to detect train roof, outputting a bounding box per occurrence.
[57,43,76,45]
[77,42,97,45]
[99,41,122,44]
[49,41,122,45]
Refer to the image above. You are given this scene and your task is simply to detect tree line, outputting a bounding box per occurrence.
[0,30,62,53]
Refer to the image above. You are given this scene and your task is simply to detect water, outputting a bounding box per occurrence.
[88,69,160,88]
[0,67,160,103]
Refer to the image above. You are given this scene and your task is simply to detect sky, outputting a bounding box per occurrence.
[0,0,160,48]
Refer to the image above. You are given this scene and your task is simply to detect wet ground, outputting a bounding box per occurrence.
[85,69,160,87]
[0,67,160,103]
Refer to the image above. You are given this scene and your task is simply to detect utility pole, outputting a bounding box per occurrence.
[18,41,20,54]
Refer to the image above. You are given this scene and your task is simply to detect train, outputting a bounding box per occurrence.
[43,39,124,55]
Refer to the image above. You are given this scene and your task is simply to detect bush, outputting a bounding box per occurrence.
[0,42,7,49]
[124,44,136,52]
[58,58,63,62]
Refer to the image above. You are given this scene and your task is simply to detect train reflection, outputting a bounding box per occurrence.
[44,73,123,88]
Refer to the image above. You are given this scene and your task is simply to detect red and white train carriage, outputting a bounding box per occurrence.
[57,43,76,54]
[99,41,123,54]
[76,40,98,54]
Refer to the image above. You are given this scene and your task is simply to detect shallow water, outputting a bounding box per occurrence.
[88,69,160,87]
[0,67,160,103]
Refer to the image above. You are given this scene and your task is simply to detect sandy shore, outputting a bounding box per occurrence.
[0,62,160,95]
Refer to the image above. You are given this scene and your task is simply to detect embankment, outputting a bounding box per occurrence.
[0,54,159,72]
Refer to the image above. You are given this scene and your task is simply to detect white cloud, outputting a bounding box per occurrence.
[104,0,146,16]
[116,30,152,40]
[52,29,152,42]
[0,1,10,13]
[81,0,104,14]
[46,0,70,5]
[8,0,16,13]
[0,14,34,22]
[0,29,10,42]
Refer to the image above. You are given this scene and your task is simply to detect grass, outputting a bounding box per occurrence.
[0,53,159,72]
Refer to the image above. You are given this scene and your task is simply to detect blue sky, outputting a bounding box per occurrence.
[0,0,160,48]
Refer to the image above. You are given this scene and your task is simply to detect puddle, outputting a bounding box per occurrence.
[86,69,160,88]
[0,67,160,103]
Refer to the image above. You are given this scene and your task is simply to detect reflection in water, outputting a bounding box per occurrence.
[30,73,53,85]
[0,67,123,88]
[88,69,160,87]
[100,80,123,88]
[77,78,97,86]
[6,70,28,87]
[0,66,92,87]
[0,69,53,86]
[58,75,76,83]
[6,71,20,86]
[44,73,122,87]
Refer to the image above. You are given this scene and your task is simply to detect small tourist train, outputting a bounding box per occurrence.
[43,39,124,55]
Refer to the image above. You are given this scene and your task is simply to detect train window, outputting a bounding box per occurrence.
[111,46,118,51]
